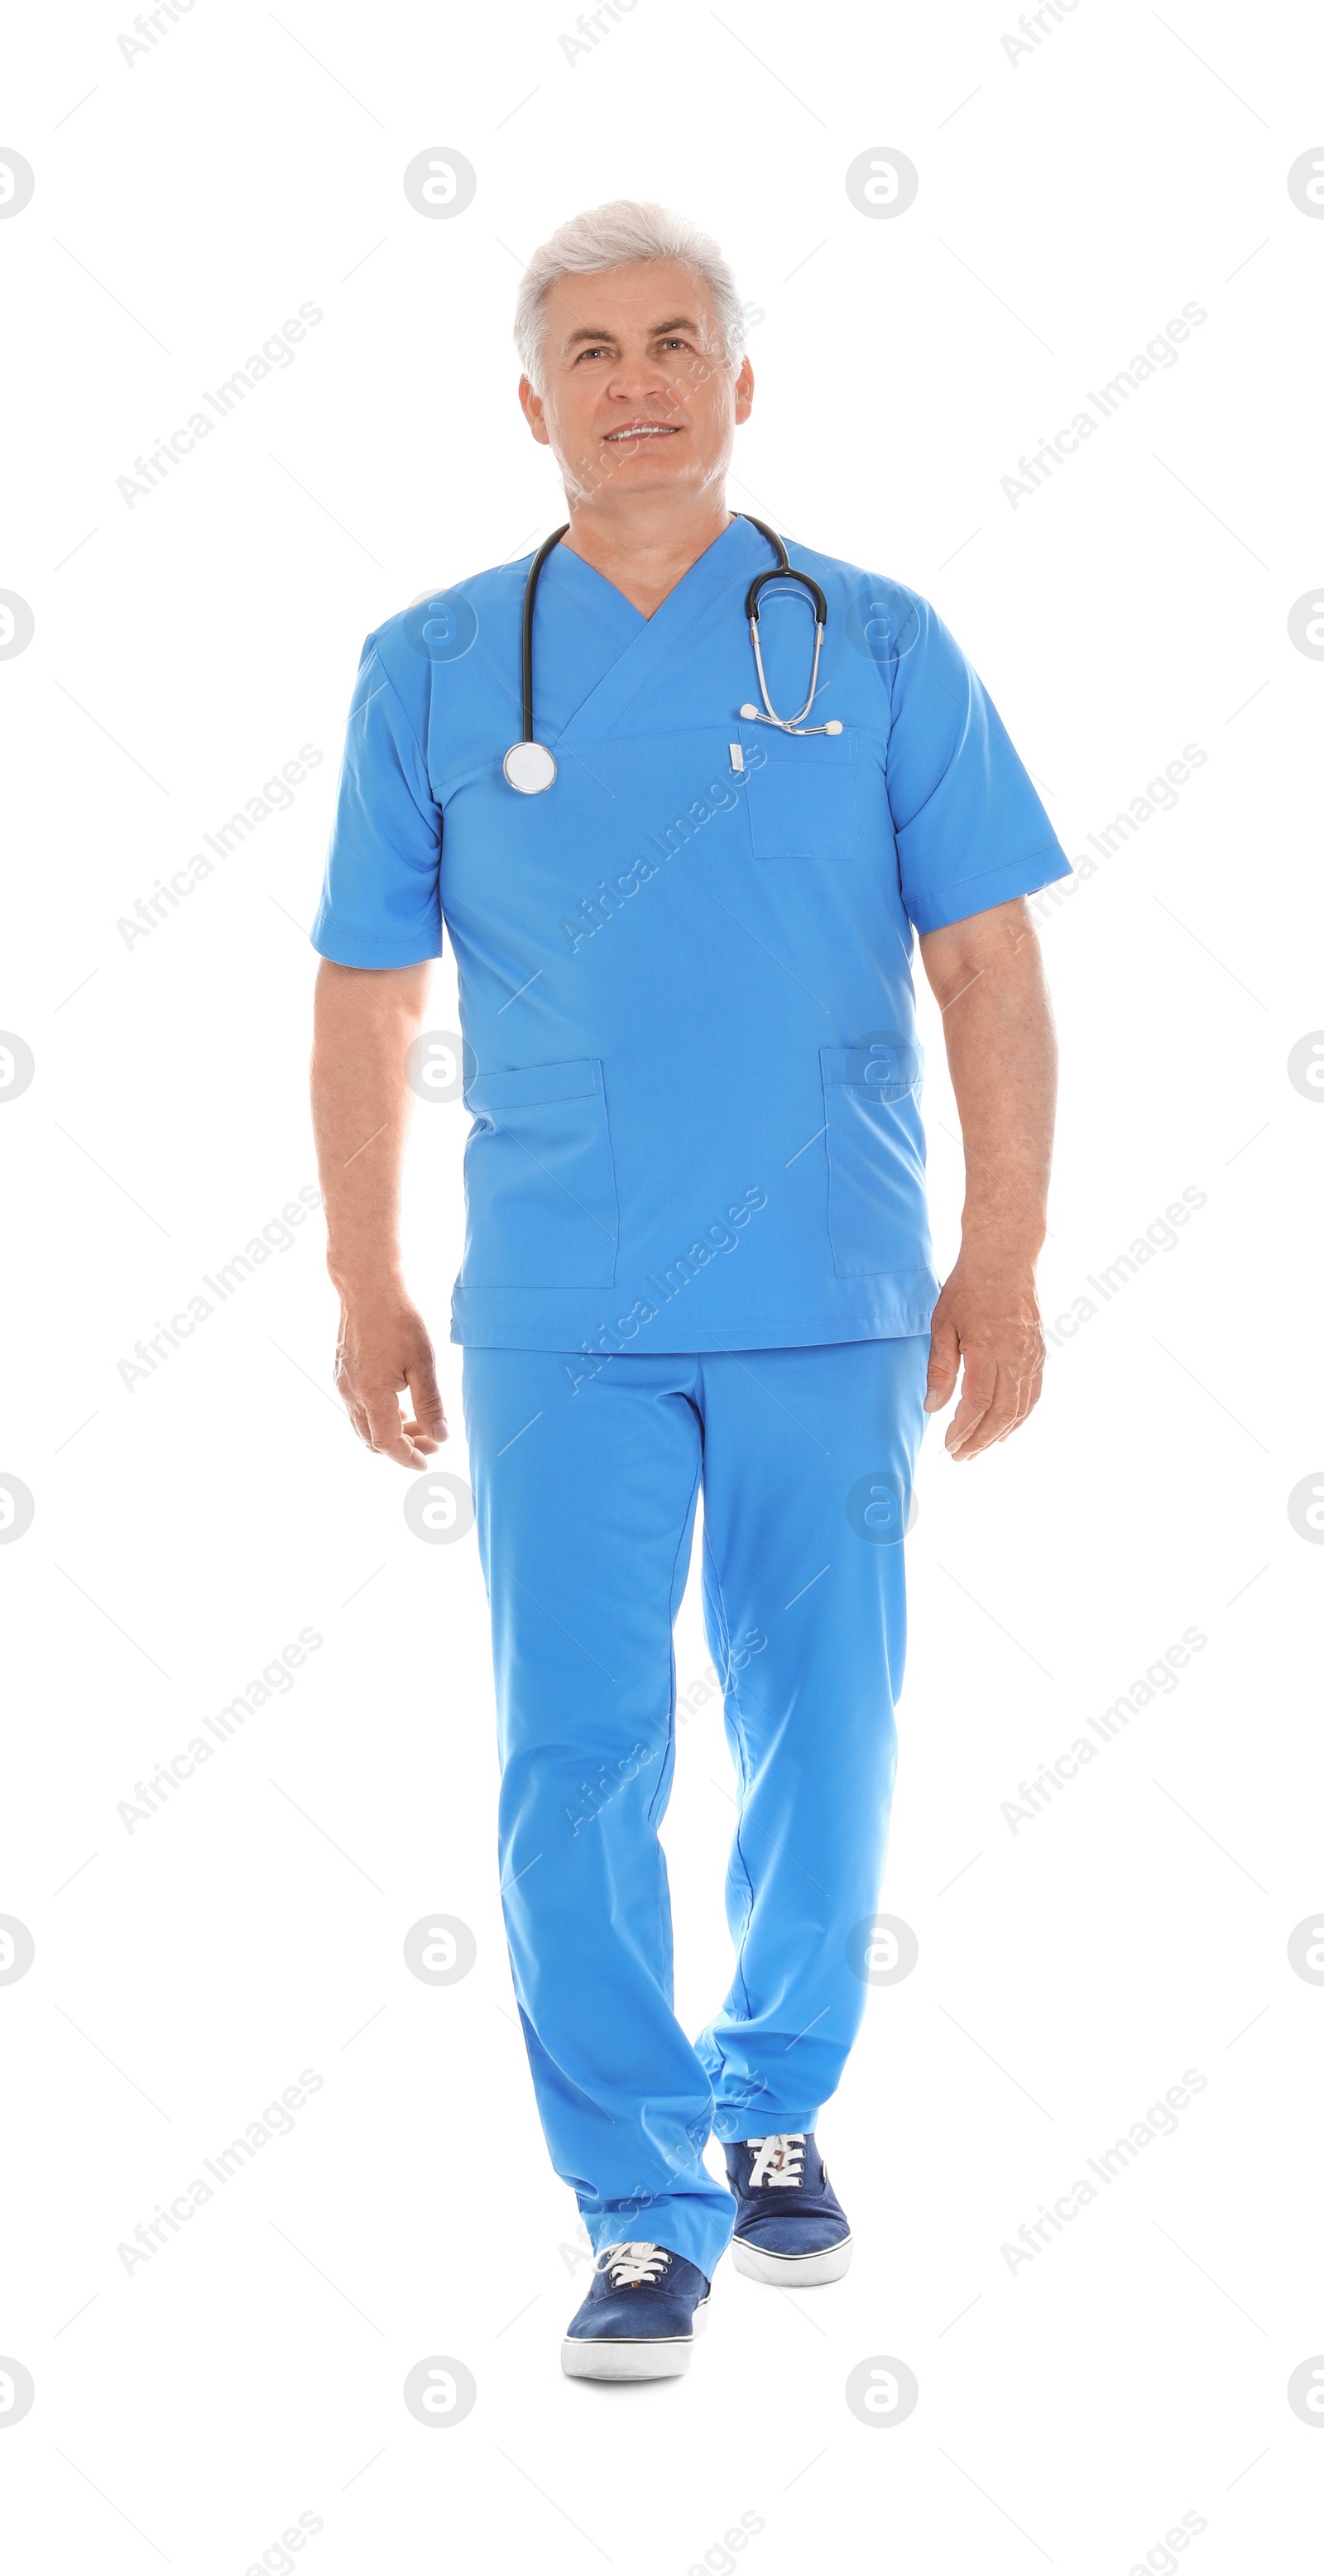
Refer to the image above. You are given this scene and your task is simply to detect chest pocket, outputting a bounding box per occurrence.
[461,1060,619,1288]
[743,727,859,859]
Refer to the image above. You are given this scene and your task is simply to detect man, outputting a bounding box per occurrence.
[309,200,1067,2382]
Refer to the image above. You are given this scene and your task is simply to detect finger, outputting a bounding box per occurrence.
[360,1386,425,1468]
[371,1384,444,1470]
[402,1349,448,1448]
[945,1353,997,1454]
[993,1348,1046,1441]
[997,1364,1043,1439]
[339,1359,437,1467]
[401,1418,446,1451]
[955,1367,1028,1458]
[923,1310,961,1412]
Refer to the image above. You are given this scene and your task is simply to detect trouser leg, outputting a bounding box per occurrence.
[691,1338,929,2139]
[462,1345,736,2277]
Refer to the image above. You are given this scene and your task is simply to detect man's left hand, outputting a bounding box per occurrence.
[923,1256,1046,1459]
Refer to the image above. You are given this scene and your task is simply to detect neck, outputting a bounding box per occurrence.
[560,490,735,619]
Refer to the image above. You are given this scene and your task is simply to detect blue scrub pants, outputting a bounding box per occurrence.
[462,1338,928,2282]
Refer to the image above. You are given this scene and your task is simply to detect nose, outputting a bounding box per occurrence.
[603,357,685,412]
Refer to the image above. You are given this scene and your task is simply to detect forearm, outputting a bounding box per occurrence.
[310,960,431,1295]
[309,960,445,1466]
[923,902,1057,1268]
[917,898,1058,1456]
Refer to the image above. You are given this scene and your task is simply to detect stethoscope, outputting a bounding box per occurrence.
[501,511,841,795]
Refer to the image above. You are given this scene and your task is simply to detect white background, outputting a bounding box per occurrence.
[2,0,1323,2567]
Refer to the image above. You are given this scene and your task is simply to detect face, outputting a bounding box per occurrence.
[519,258,754,512]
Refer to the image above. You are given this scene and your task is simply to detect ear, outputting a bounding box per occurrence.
[518,376,550,447]
[733,357,754,427]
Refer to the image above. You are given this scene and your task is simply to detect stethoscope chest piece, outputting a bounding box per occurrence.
[503,739,558,794]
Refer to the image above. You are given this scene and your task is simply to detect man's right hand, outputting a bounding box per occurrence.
[333,1289,448,1468]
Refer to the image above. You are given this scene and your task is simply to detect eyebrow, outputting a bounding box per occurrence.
[561,315,700,350]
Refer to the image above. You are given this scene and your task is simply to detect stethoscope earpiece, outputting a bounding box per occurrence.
[739,701,842,736]
[740,527,839,735]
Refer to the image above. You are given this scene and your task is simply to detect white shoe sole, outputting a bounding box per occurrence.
[561,2298,708,2380]
[731,2234,852,2286]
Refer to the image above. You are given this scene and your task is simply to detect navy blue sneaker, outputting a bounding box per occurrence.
[724,2133,852,2285]
[562,2242,711,2380]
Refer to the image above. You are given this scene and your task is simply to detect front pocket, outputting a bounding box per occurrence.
[742,727,859,859]
[820,1037,925,1277]
[461,1059,619,1288]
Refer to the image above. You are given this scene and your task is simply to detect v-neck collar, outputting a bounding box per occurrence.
[538,515,770,745]
[544,512,767,630]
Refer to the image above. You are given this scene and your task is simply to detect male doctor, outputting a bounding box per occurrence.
[310,201,1069,2382]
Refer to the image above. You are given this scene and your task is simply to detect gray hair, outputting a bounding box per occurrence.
[514,199,745,390]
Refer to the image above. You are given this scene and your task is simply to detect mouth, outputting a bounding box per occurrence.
[602,421,682,443]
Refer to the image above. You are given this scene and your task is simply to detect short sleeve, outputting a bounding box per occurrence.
[310,632,442,968]
[881,587,1072,933]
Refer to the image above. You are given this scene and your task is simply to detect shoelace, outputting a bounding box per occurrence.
[593,2241,672,2288]
[746,2133,805,2188]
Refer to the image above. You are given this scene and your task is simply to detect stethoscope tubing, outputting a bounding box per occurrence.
[520,520,571,747]
[509,511,833,779]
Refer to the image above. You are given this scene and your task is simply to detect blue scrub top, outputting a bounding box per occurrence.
[311,516,1070,1356]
